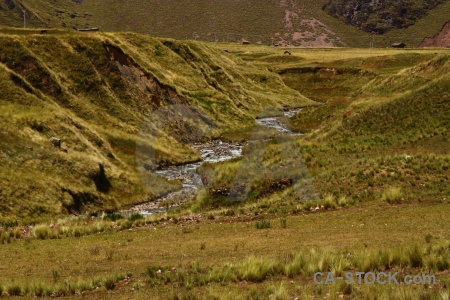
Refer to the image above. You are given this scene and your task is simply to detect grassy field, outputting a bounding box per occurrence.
[0,202,448,298]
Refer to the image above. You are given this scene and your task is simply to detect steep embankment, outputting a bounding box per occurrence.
[0,31,313,222]
[420,20,450,47]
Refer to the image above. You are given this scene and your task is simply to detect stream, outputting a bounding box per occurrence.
[125,109,300,216]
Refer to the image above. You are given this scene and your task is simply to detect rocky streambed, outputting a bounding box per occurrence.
[124,109,300,215]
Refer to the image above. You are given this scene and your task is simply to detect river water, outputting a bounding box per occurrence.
[125,109,300,215]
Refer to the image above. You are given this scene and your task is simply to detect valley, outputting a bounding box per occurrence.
[0,29,449,298]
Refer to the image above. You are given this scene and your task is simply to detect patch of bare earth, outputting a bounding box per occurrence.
[419,20,450,47]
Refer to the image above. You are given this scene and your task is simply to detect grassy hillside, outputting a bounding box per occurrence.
[1,0,449,47]
[0,30,313,222]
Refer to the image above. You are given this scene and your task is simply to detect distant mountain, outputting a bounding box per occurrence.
[0,0,449,47]
[323,0,448,34]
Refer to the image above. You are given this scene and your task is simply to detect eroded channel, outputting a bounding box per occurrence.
[125,109,300,215]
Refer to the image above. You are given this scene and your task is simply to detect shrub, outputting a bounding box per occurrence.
[103,212,123,221]
[238,256,274,282]
[7,282,22,296]
[13,228,22,239]
[103,276,117,290]
[267,283,289,300]
[382,187,403,203]
[31,283,47,297]
[34,225,51,240]
[129,213,143,222]
[119,219,133,230]
[436,256,449,271]
[323,194,336,210]
[284,256,305,278]
[337,195,349,207]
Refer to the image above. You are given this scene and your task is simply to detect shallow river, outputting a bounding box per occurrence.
[125,109,300,215]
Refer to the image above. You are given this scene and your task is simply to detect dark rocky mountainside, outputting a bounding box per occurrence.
[322,0,448,34]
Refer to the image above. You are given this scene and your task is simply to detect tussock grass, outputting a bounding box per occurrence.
[0,273,126,297]
[382,187,404,204]
[140,243,448,292]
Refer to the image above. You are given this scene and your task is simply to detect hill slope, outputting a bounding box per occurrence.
[0,31,313,222]
[1,0,449,47]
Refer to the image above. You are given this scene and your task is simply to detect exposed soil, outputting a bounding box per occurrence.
[419,21,450,47]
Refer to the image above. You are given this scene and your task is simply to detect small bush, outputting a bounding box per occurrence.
[129,213,144,222]
[267,283,289,300]
[436,256,449,271]
[104,212,124,221]
[119,219,133,230]
[323,194,336,210]
[337,195,349,207]
[382,187,403,204]
[7,283,22,296]
[13,227,22,239]
[238,256,274,282]
[255,220,271,229]
[103,276,117,290]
